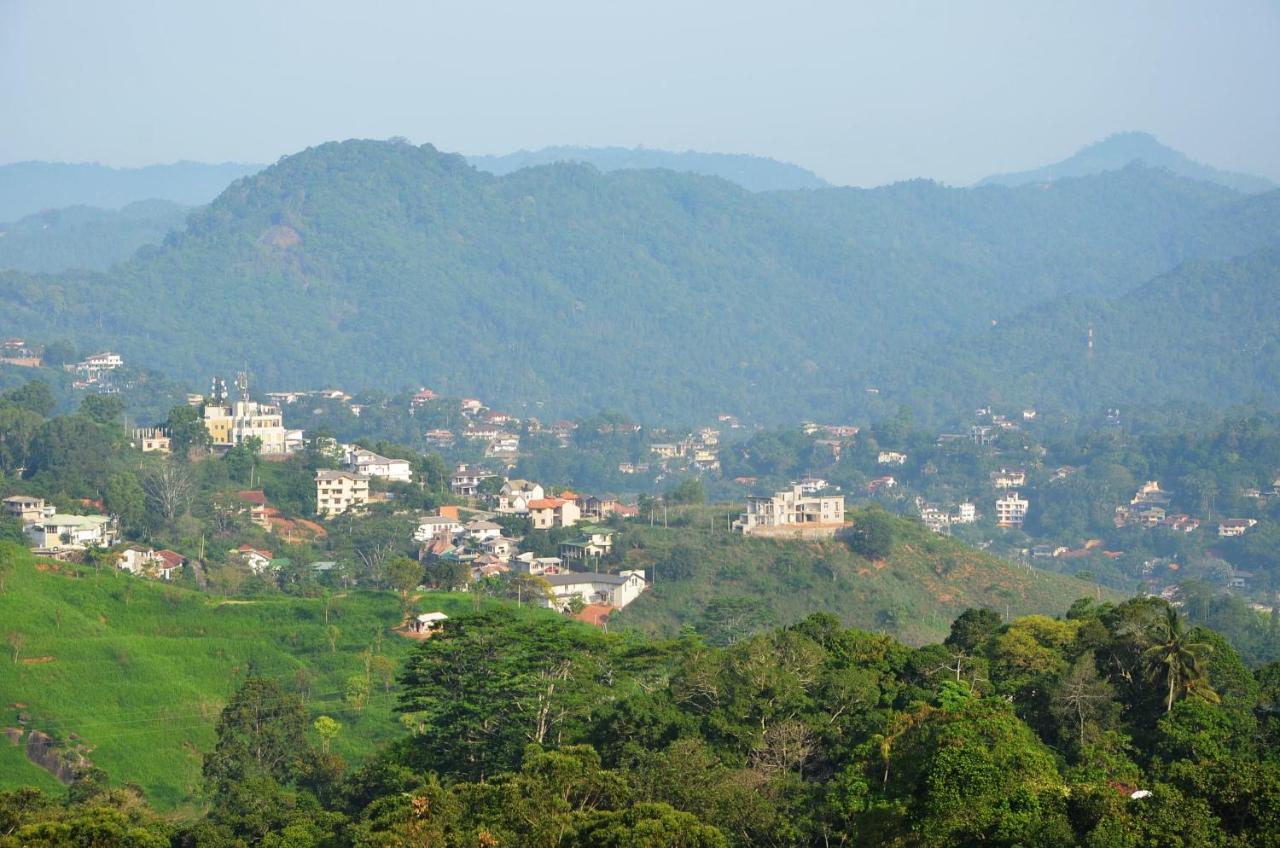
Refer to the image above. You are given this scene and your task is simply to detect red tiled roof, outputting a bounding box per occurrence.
[237,545,273,559]
[527,498,567,510]
[155,550,185,568]
[236,490,268,506]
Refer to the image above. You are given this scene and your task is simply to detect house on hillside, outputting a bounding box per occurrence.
[464,519,502,542]
[345,447,413,483]
[450,464,495,497]
[3,495,54,525]
[235,545,274,574]
[497,480,545,513]
[991,467,1027,489]
[410,612,448,634]
[132,428,172,453]
[878,451,908,465]
[118,547,185,580]
[995,492,1029,528]
[315,470,370,517]
[415,515,463,542]
[541,570,647,612]
[1219,518,1258,538]
[734,485,846,537]
[528,497,581,530]
[25,514,116,549]
[559,528,615,566]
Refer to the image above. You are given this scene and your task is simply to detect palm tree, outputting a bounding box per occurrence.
[1142,607,1220,712]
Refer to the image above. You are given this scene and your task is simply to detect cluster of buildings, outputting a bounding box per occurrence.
[67,351,124,391]
[916,499,978,534]
[646,428,721,474]
[0,339,41,368]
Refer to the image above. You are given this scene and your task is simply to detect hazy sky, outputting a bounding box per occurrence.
[3,0,1278,186]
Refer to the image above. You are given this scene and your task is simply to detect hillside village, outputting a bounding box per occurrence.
[2,347,1279,633]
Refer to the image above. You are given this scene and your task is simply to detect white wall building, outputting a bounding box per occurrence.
[315,470,370,517]
[995,492,1029,528]
[541,570,647,611]
[25,514,116,548]
[346,447,413,483]
[734,485,846,536]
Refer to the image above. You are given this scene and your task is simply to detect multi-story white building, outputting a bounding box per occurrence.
[345,447,413,483]
[315,470,370,517]
[3,495,54,524]
[204,400,288,455]
[734,485,846,537]
[953,502,977,524]
[995,492,1029,528]
[992,467,1027,489]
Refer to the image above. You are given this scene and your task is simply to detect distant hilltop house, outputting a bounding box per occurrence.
[878,451,908,465]
[315,469,370,517]
[991,467,1027,489]
[995,492,1029,528]
[345,446,413,483]
[414,514,464,542]
[1218,518,1258,538]
[410,611,448,634]
[540,570,647,612]
[953,502,977,524]
[734,484,847,538]
[866,476,897,495]
[0,338,42,367]
[202,398,289,456]
[132,427,172,453]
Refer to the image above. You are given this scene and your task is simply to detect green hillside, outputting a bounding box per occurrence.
[0,200,191,273]
[612,506,1118,645]
[468,145,830,191]
[0,544,511,808]
[889,247,1280,420]
[1,139,1276,425]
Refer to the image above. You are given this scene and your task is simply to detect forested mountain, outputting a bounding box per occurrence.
[0,160,261,221]
[0,139,1276,424]
[889,247,1280,421]
[468,145,830,191]
[0,200,191,272]
[979,131,1275,194]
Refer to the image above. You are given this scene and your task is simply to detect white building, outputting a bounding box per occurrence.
[315,470,370,517]
[541,570,647,611]
[878,451,908,465]
[204,400,288,455]
[734,485,846,536]
[1218,518,1258,538]
[497,480,545,513]
[953,502,977,524]
[346,447,413,483]
[25,514,116,548]
[992,467,1027,489]
[450,464,495,497]
[3,495,54,524]
[414,515,464,542]
[995,492,1029,528]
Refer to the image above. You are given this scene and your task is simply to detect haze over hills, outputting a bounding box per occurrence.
[978,131,1275,194]
[0,160,262,221]
[0,138,1277,424]
[468,145,831,192]
[0,200,191,272]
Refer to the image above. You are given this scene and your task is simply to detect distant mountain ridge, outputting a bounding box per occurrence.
[0,139,1277,425]
[468,145,830,192]
[0,160,263,221]
[978,132,1275,194]
[0,200,191,272]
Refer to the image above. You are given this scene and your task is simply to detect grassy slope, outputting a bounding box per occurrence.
[613,507,1121,645]
[0,550,501,809]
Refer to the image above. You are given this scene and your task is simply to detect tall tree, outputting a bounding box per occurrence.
[1143,607,1220,713]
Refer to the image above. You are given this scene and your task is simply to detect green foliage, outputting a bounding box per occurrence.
[1,142,1273,424]
[844,507,895,560]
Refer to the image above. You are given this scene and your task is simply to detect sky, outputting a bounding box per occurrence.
[2,0,1278,187]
